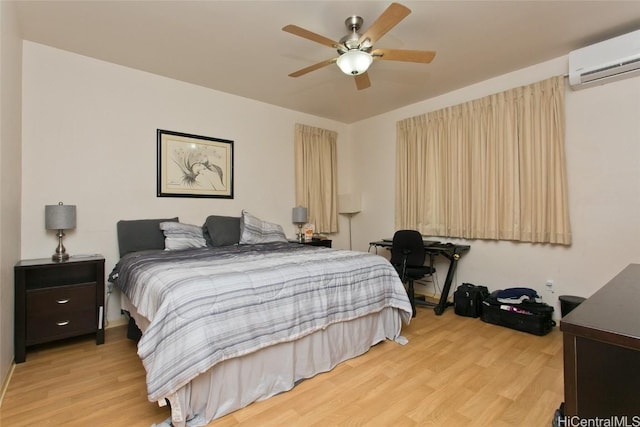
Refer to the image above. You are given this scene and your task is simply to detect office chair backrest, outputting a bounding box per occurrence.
[390,230,426,267]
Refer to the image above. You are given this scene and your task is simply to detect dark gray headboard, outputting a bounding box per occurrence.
[116,217,179,258]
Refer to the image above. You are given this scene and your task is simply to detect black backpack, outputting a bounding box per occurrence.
[454,283,490,318]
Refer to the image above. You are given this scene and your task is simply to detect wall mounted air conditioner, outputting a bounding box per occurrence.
[569,29,640,90]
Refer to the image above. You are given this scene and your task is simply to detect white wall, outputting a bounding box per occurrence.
[18,40,640,329]
[0,0,23,396]
[21,42,351,323]
[349,56,640,314]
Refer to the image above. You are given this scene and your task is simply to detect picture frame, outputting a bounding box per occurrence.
[157,129,234,199]
[303,223,315,242]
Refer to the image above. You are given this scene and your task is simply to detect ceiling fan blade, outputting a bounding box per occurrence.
[372,48,436,63]
[354,73,371,90]
[358,2,411,46]
[282,24,341,49]
[288,58,337,78]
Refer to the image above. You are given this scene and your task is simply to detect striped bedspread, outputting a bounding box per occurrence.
[109,242,412,402]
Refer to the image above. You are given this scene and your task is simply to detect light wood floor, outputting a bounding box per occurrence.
[0,306,564,426]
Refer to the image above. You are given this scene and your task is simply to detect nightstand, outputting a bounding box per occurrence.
[290,239,332,248]
[14,255,105,363]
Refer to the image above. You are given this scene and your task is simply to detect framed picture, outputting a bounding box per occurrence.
[157,129,234,199]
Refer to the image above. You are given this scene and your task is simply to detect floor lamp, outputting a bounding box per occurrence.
[338,194,361,250]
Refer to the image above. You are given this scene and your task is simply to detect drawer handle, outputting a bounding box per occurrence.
[56,320,70,326]
[56,299,70,304]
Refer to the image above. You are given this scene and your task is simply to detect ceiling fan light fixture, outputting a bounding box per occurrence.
[337,50,372,75]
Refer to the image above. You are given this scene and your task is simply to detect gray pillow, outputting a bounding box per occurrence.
[160,222,207,250]
[117,217,179,257]
[202,215,241,247]
[239,210,287,244]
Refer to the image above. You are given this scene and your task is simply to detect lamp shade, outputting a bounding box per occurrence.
[336,50,373,75]
[292,206,308,224]
[45,202,76,230]
[338,194,361,214]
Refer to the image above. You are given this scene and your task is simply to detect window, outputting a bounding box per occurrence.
[395,76,571,245]
[294,123,338,233]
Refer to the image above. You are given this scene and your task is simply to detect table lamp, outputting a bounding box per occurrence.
[292,206,308,243]
[45,202,76,261]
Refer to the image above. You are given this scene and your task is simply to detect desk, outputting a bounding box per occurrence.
[560,264,640,417]
[369,240,470,315]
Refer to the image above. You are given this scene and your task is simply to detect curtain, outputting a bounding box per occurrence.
[396,76,571,245]
[294,123,338,233]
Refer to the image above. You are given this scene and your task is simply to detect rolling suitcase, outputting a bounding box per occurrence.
[480,289,556,336]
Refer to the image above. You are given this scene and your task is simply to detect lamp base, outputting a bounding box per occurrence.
[52,229,69,262]
[52,253,70,262]
[295,224,304,243]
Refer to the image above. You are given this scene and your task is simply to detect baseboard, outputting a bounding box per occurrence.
[105,317,127,329]
[414,285,443,303]
[0,362,16,408]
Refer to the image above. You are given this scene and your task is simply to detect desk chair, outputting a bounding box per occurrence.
[390,230,436,317]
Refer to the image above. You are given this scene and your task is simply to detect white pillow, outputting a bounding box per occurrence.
[239,210,287,244]
[160,221,207,250]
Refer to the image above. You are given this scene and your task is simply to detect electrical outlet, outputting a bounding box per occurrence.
[545,280,554,293]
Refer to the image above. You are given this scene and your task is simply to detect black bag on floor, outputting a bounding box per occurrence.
[480,289,556,336]
[454,283,490,318]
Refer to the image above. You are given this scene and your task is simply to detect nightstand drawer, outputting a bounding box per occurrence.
[26,283,97,345]
[26,283,96,315]
[26,307,96,345]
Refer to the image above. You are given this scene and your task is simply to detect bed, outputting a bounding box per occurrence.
[109,212,412,427]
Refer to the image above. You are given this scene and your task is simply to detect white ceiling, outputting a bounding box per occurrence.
[13,1,640,124]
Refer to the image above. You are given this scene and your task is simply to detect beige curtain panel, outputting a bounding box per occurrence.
[396,76,571,245]
[294,123,338,234]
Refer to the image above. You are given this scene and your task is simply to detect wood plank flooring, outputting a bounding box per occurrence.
[0,306,564,426]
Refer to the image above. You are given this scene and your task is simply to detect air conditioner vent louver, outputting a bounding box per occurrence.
[569,29,640,90]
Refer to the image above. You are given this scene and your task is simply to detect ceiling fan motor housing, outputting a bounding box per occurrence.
[339,16,368,52]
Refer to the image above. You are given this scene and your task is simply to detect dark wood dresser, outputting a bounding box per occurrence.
[560,263,640,417]
[14,255,105,363]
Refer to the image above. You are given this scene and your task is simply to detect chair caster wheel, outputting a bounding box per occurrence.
[434,306,444,315]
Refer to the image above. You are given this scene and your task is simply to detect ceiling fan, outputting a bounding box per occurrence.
[282,2,436,90]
